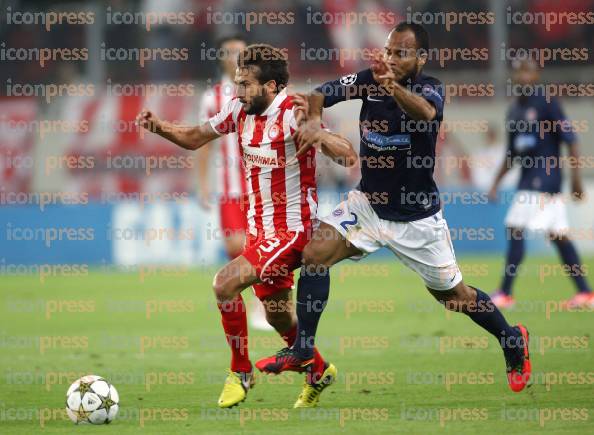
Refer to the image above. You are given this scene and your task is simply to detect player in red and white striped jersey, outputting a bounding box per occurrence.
[137,44,357,409]
[197,36,272,332]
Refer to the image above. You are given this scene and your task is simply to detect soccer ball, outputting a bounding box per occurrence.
[65,375,119,424]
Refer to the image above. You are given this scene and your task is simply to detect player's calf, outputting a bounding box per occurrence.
[428,281,531,392]
[264,304,295,335]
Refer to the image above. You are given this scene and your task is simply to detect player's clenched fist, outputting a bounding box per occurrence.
[136,108,162,133]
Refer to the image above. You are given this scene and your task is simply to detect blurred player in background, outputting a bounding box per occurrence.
[197,35,271,330]
[138,44,357,408]
[489,59,593,308]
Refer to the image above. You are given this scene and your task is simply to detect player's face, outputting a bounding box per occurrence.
[383,29,424,82]
[220,40,246,77]
[512,62,539,86]
[234,66,270,115]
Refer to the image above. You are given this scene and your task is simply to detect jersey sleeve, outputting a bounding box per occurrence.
[314,69,372,108]
[547,98,577,145]
[208,98,241,136]
[417,77,445,120]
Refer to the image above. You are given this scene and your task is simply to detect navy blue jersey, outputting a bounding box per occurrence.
[507,95,576,193]
[316,68,444,222]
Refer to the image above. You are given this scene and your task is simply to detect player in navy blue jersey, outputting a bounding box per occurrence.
[489,59,593,309]
[257,22,532,394]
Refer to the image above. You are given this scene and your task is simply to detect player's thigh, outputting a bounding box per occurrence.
[313,190,384,266]
[212,255,258,301]
[385,212,463,291]
[303,222,363,267]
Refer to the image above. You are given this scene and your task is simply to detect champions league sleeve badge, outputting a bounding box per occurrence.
[339,73,358,86]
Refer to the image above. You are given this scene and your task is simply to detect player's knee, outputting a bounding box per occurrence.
[212,273,236,302]
[549,232,568,244]
[433,283,476,312]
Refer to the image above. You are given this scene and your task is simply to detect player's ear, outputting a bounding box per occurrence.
[264,80,278,95]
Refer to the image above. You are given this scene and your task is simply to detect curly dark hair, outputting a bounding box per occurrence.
[238,44,289,92]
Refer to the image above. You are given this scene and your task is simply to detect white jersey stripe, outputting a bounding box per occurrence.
[283,108,303,232]
[260,112,283,238]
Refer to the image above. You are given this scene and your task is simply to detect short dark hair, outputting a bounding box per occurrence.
[393,21,429,54]
[238,44,289,91]
[217,34,248,49]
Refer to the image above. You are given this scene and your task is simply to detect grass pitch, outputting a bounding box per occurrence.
[1,256,593,434]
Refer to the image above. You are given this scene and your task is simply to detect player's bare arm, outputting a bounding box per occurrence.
[136,108,219,151]
[372,55,436,121]
[568,142,585,201]
[292,93,357,167]
[488,159,512,201]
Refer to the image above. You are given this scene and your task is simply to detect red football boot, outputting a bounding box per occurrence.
[506,324,531,392]
[256,347,314,374]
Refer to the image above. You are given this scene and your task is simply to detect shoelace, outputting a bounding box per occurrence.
[275,347,294,358]
[299,380,324,402]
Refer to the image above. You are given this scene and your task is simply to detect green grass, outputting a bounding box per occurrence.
[1,256,593,434]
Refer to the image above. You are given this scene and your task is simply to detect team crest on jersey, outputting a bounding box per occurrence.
[268,123,281,140]
[332,208,344,217]
[340,73,357,86]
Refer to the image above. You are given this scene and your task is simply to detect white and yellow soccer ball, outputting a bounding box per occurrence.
[65,375,119,424]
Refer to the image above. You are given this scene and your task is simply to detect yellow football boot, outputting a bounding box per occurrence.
[294,363,337,408]
[217,370,254,408]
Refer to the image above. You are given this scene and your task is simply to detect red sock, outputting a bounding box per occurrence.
[218,294,251,372]
[281,325,326,383]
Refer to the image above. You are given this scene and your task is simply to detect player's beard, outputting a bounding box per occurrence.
[244,94,269,115]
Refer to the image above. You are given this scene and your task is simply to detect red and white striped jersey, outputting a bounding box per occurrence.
[198,76,247,198]
[208,89,318,238]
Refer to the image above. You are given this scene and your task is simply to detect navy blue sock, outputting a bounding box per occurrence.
[293,266,330,360]
[501,229,525,296]
[551,238,592,293]
[466,288,521,364]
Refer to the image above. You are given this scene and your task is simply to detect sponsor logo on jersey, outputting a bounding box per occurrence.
[242,145,280,168]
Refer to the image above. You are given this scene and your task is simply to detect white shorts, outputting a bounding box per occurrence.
[320,190,463,291]
[505,190,569,234]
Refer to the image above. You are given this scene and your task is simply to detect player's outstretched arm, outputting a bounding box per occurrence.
[292,93,357,167]
[136,108,219,151]
[317,131,358,167]
[372,56,436,121]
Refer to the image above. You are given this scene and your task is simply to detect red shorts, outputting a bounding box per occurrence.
[243,230,310,299]
[219,197,248,235]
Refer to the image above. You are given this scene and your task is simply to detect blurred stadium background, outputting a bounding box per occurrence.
[1,0,593,267]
